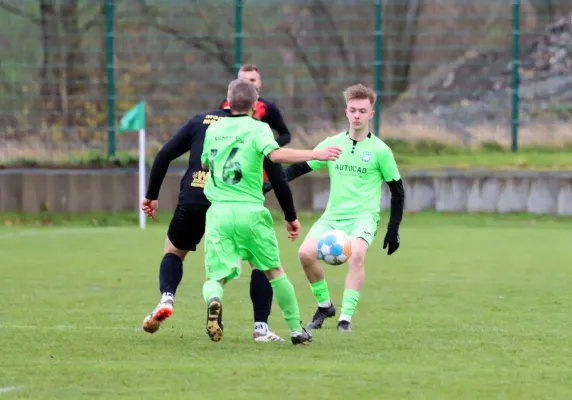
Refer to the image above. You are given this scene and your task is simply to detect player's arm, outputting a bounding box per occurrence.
[262,139,329,193]
[380,149,405,255]
[266,133,340,164]
[145,119,194,200]
[262,158,297,222]
[265,103,291,147]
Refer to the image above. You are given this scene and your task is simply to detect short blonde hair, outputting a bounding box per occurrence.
[343,83,376,106]
[227,79,258,113]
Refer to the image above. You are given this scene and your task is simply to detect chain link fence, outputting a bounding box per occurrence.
[1,0,571,162]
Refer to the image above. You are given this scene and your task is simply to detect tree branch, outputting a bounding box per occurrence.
[0,1,40,24]
[138,0,234,76]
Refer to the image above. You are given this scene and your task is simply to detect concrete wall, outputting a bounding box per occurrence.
[1,169,571,215]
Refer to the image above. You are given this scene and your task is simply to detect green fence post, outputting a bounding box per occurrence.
[105,0,116,157]
[511,0,520,152]
[373,0,383,137]
[234,0,243,78]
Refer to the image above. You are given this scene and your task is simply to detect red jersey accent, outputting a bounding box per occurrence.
[221,100,267,121]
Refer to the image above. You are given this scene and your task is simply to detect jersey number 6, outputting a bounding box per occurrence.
[208,147,243,187]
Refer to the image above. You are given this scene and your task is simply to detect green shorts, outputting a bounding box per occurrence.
[306,214,381,246]
[204,203,280,282]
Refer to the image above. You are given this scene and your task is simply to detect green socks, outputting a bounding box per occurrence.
[339,289,361,322]
[270,274,302,332]
[202,280,224,303]
[310,280,332,307]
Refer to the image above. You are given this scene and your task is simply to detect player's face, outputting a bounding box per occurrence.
[238,70,262,91]
[345,99,374,130]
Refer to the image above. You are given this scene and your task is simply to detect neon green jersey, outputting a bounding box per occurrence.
[307,131,401,219]
[201,115,279,204]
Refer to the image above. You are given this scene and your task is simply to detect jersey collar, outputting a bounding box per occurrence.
[346,131,372,140]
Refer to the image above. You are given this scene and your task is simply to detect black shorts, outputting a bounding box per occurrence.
[167,203,210,252]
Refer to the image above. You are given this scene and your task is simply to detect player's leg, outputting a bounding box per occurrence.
[249,263,282,342]
[240,206,311,345]
[337,215,379,332]
[143,204,208,333]
[299,219,336,329]
[201,205,241,342]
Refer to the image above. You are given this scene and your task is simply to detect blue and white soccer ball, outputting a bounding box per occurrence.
[317,230,352,266]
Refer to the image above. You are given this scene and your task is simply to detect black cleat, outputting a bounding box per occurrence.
[206,297,224,342]
[337,320,352,332]
[291,327,313,345]
[306,304,336,330]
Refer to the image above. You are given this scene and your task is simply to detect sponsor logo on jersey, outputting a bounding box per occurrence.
[191,170,209,188]
[202,115,225,125]
[334,164,368,174]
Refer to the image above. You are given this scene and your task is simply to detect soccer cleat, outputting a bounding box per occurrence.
[253,328,284,342]
[206,297,224,342]
[142,300,174,334]
[306,304,336,330]
[337,320,352,332]
[291,327,313,345]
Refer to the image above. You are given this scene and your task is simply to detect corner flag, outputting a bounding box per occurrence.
[119,101,147,230]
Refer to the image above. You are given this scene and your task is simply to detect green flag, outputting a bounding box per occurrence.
[119,101,145,132]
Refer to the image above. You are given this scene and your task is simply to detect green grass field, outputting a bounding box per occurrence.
[1,213,572,399]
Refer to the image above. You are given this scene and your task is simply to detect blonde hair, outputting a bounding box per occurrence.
[227,79,258,112]
[343,83,376,106]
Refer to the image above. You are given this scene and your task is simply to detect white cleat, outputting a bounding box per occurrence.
[253,328,285,342]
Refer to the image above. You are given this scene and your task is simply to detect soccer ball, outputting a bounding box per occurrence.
[317,230,352,266]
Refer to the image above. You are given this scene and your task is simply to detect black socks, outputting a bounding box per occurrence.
[159,253,183,295]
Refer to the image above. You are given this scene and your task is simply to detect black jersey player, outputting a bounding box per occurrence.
[141,102,297,342]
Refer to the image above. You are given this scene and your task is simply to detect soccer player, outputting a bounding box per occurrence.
[220,64,291,147]
[263,83,405,333]
[219,64,293,341]
[141,96,300,342]
[200,79,342,345]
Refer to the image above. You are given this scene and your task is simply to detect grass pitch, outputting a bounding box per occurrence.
[1,212,571,399]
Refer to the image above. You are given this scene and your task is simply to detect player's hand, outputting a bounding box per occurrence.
[383,229,400,255]
[285,219,301,241]
[141,198,158,220]
[315,146,342,161]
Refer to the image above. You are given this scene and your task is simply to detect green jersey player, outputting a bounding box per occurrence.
[200,79,342,345]
[264,84,405,332]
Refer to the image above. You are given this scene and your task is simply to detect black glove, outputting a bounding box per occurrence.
[262,181,273,194]
[383,229,400,255]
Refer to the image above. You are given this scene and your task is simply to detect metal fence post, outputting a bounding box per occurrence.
[511,0,521,152]
[105,0,116,156]
[373,0,383,137]
[234,0,243,78]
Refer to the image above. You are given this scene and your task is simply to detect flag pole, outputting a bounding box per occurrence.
[138,100,146,230]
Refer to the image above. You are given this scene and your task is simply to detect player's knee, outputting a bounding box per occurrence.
[298,242,318,266]
[164,237,187,260]
[349,238,368,269]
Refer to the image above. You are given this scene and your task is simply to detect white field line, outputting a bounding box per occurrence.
[0,386,21,394]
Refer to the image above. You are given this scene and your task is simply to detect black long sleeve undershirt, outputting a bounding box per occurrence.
[145,128,190,200]
[386,179,405,232]
[263,158,297,222]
